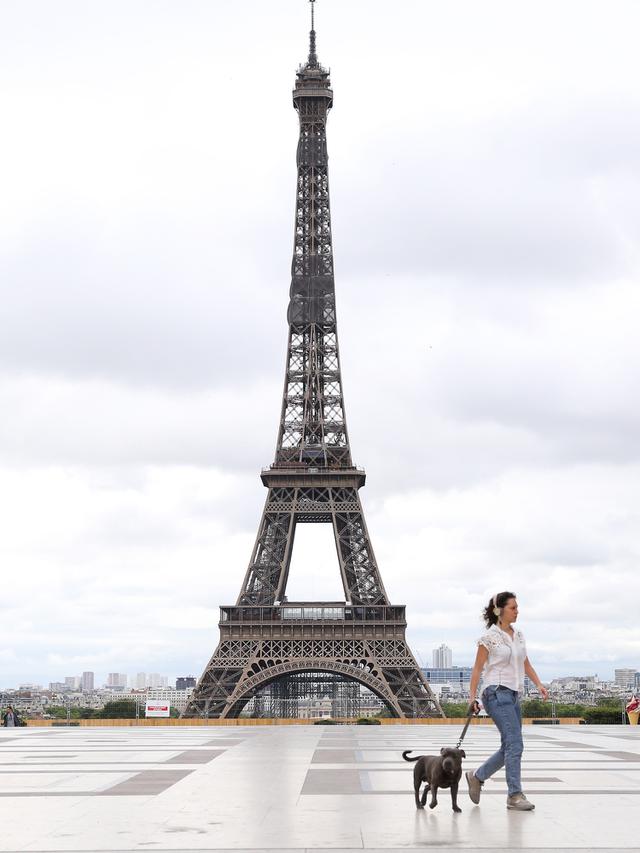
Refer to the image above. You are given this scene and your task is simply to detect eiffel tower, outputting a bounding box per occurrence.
[184,3,443,720]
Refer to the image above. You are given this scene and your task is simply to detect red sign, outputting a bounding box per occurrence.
[145,702,170,718]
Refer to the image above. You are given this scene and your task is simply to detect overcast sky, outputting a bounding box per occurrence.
[1,0,639,690]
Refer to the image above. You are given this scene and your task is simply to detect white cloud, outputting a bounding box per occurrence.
[374,464,640,678]
[1,0,639,688]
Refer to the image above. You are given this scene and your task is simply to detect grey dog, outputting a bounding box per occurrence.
[402,747,466,811]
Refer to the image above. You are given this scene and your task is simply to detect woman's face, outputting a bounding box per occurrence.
[501,597,518,622]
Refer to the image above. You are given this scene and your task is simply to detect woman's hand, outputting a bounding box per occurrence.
[468,699,481,716]
[524,658,548,702]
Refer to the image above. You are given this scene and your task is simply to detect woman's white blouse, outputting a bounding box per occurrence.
[478,624,527,693]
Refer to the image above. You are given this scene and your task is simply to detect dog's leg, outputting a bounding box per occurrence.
[420,782,430,807]
[429,784,438,809]
[450,780,462,812]
[414,767,423,809]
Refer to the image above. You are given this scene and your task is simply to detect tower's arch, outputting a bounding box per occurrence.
[222,659,403,718]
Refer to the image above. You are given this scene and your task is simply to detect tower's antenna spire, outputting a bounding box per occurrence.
[308,0,318,67]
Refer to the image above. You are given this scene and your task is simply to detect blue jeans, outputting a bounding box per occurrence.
[475,685,523,796]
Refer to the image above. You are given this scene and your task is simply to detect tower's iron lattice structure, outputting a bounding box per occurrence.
[245,673,379,720]
[184,6,443,720]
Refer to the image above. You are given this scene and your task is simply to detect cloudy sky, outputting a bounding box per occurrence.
[1,0,639,690]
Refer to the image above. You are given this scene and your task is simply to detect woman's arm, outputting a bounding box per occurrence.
[468,644,489,713]
[524,657,549,700]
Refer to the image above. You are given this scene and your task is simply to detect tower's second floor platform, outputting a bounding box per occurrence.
[218,603,408,641]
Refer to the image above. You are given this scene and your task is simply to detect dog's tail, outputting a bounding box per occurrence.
[402,750,419,762]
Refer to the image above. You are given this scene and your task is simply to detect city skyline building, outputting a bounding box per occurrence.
[432,644,453,669]
[422,667,472,690]
[116,687,194,714]
[10,654,639,697]
[614,668,638,689]
[81,671,94,692]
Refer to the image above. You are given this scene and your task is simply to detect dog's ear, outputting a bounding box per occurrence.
[440,747,446,755]
[460,749,466,758]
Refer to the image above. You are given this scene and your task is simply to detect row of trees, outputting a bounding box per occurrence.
[37,697,629,724]
[47,701,180,719]
[440,696,627,724]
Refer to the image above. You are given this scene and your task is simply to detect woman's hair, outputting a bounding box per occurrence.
[482,591,516,627]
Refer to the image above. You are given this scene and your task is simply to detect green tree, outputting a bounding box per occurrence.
[596,696,621,708]
[47,706,68,719]
[521,699,551,717]
[440,702,469,718]
[99,700,138,719]
[78,707,97,719]
[556,703,586,718]
[583,706,623,724]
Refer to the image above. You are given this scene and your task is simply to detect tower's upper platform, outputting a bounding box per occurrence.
[293,15,333,108]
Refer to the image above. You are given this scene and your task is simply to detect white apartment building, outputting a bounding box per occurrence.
[550,676,598,688]
[117,688,193,713]
[146,687,191,711]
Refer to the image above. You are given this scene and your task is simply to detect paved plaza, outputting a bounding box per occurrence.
[1,723,639,852]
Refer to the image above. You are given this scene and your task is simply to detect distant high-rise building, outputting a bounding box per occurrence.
[176,676,197,691]
[107,673,127,689]
[64,676,81,691]
[49,681,66,692]
[135,672,147,690]
[614,668,637,689]
[81,672,94,692]
[432,644,453,669]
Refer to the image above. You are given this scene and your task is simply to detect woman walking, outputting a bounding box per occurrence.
[466,591,548,811]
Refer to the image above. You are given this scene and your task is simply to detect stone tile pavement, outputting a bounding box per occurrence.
[1,724,639,851]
